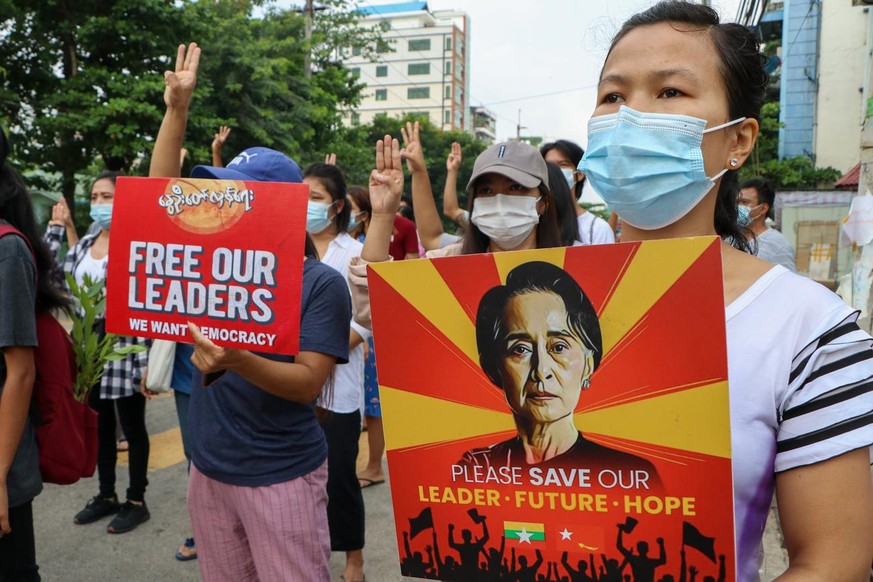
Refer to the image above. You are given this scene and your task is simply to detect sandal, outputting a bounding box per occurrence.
[175,537,197,561]
[116,438,129,452]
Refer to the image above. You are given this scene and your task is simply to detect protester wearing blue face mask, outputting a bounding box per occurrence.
[541,140,615,246]
[737,177,795,272]
[43,171,152,535]
[578,2,873,579]
[302,162,370,582]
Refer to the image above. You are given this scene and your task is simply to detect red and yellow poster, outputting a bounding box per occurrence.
[368,237,734,581]
[105,176,307,355]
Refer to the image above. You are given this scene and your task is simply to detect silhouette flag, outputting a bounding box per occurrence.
[468,508,486,524]
[682,521,716,563]
[618,517,638,534]
[409,507,435,539]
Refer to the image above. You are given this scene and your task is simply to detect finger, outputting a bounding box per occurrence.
[453,142,461,156]
[187,44,201,75]
[187,322,210,348]
[400,125,410,146]
[375,139,385,172]
[164,70,178,89]
[391,138,402,172]
[382,135,395,171]
[413,120,420,140]
[183,42,196,71]
[174,43,186,73]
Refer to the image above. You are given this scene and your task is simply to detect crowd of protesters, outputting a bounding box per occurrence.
[2,2,873,581]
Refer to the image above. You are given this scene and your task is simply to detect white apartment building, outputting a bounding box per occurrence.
[342,2,471,132]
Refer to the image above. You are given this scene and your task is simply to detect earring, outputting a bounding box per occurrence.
[729,158,739,168]
[582,379,590,389]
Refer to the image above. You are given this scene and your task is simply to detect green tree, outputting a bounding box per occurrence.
[740,88,841,189]
[0,0,193,206]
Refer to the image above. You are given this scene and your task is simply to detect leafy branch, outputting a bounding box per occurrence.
[65,273,145,403]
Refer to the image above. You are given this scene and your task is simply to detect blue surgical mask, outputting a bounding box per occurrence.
[347,211,362,233]
[737,204,762,227]
[578,106,746,230]
[89,204,113,231]
[306,200,333,234]
[561,168,575,190]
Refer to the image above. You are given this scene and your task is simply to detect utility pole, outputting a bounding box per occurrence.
[304,0,313,80]
[516,109,526,142]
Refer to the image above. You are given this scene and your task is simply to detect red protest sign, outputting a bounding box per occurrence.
[105,176,307,354]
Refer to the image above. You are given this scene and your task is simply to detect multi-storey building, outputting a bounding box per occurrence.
[341,1,471,132]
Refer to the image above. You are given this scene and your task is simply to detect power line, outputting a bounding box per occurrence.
[482,84,598,108]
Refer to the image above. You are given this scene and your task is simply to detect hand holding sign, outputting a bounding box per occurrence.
[164,43,200,111]
[188,322,242,376]
[369,135,404,217]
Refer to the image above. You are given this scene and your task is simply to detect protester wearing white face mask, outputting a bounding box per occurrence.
[348,138,564,328]
[540,140,615,246]
[737,177,795,272]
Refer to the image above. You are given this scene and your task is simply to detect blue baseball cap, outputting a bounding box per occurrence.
[191,147,303,183]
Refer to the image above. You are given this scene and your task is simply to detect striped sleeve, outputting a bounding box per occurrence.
[775,310,873,472]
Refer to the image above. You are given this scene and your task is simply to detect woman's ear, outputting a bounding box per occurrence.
[728,118,759,169]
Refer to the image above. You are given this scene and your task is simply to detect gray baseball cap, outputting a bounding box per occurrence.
[466,141,549,193]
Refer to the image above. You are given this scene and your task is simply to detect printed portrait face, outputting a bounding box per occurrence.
[498,290,593,424]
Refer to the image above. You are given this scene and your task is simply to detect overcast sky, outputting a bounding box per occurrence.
[271,0,743,145]
[420,0,743,145]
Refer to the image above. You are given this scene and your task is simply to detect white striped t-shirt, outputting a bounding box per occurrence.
[726,265,873,580]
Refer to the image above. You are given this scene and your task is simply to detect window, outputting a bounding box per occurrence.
[351,112,360,125]
[444,86,451,100]
[444,61,451,76]
[352,46,361,56]
[376,65,388,77]
[409,38,431,51]
[375,112,388,120]
[408,111,429,119]
[408,63,430,75]
[375,89,387,101]
[444,110,451,124]
[350,67,360,78]
[444,37,452,51]
[408,87,430,100]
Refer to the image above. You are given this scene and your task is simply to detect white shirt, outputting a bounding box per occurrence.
[726,266,873,580]
[754,228,796,273]
[319,232,370,413]
[74,247,107,287]
[576,211,615,245]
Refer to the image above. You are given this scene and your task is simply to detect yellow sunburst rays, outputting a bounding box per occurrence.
[375,238,727,458]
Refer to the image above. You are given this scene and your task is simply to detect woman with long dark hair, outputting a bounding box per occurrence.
[0,129,68,581]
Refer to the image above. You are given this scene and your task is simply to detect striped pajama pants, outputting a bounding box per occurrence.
[188,461,330,582]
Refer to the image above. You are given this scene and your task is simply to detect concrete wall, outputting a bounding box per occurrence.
[814,0,868,172]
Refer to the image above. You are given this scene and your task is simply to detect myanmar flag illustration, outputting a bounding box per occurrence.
[505,521,545,544]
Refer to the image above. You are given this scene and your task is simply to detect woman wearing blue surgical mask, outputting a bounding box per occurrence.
[43,170,152,535]
[579,2,873,579]
[302,162,370,582]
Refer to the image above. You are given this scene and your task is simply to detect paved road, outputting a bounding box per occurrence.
[32,393,788,581]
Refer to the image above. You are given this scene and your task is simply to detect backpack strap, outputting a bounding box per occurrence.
[0,223,38,280]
